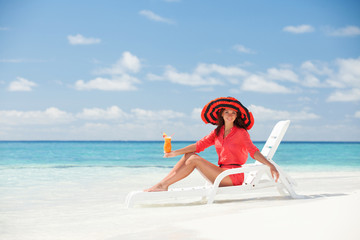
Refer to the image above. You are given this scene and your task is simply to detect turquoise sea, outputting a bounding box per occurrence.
[1,141,360,171]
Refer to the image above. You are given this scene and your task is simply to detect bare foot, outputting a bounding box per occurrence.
[144,183,168,192]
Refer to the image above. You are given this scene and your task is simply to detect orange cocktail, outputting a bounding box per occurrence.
[163,133,172,153]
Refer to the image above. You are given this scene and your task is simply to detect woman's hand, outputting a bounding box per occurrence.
[163,144,197,159]
[253,151,280,182]
[270,165,279,182]
[163,151,178,158]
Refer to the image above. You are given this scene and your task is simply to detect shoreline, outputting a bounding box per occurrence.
[1,140,360,143]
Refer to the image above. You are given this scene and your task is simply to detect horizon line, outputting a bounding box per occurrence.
[0,140,359,143]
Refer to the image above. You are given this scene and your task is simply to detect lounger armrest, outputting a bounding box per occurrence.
[213,164,268,188]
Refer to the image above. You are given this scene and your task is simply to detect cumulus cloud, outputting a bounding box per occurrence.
[283,24,315,34]
[241,75,292,93]
[333,57,360,88]
[95,52,141,75]
[68,34,101,45]
[149,63,301,92]
[147,57,360,99]
[325,57,360,102]
[77,106,129,120]
[74,75,140,91]
[233,44,256,54]
[148,63,248,87]
[131,108,185,121]
[301,60,333,77]
[325,25,360,37]
[76,52,141,91]
[327,88,360,102]
[249,105,320,121]
[139,10,175,24]
[0,108,75,125]
[299,58,360,99]
[158,65,223,86]
[7,77,37,91]
[302,74,323,88]
[266,68,299,82]
[195,63,248,77]
[191,108,202,120]
[0,106,186,126]
[355,111,360,118]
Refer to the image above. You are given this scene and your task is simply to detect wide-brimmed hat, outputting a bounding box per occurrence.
[201,97,254,130]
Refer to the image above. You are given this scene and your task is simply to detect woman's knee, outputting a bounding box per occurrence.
[184,153,201,166]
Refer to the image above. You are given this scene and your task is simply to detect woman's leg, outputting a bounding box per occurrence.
[145,153,233,192]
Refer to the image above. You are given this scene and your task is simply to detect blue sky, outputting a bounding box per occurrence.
[0,0,359,141]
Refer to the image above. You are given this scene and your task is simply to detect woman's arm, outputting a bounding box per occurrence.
[253,151,280,182]
[164,143,197,158]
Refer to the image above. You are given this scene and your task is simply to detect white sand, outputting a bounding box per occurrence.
[1,168,360,240]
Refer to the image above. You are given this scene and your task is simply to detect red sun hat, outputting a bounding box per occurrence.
[201,97,254,130]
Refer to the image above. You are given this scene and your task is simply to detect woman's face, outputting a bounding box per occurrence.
[222,109,237,124]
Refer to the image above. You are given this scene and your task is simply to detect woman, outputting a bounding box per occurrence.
[145,97,279,192]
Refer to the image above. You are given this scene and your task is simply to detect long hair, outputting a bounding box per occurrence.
[215,108,247,136]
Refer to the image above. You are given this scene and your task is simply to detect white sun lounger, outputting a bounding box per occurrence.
[125,120,301,208]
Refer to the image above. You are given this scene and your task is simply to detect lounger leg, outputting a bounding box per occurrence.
[278,175,301,198]
[276,185,287,196]
[125,191,141,208]
[207,193,215,204]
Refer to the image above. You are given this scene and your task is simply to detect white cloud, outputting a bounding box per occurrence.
[75,75,140,91]
[283,24,315,34]
[7,77,37,91]
[139,10,175,24]
[325,25,360,37]
[327,88,360,102]
[248,105,320,121]
[266,68,299,82]
[77,106,129,120]
[0,106,186,127]
[301,61,333,76]
[195,63,248,77]
[95,52,141,75]
[149,63,248,87]
[241,75,292,93]
[76,52,142,91]
[299,58,360,97]
[0,27,8,31]
[67,34,101,45]
[325,57,360,102]
[0,108,75,125]
[131,108,185,121]
[333,57,360,88]
[233,44,256,54]
[355,111,360,118]
[161,65,224,86]
[302,74,323,87]
[147,73,164,81]
[191,108,202,120]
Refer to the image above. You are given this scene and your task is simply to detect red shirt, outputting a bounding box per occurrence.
[195,126,259,166]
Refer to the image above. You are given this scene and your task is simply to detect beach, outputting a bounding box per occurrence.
[1,141,360,239]
[1,165,360,240]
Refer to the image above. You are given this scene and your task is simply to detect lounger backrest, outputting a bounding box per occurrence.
[260,120,290,162]
[244,120,290,185]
